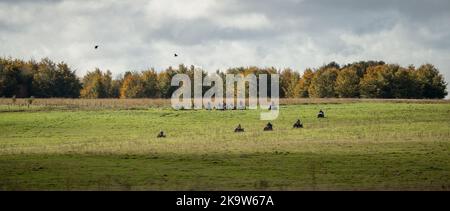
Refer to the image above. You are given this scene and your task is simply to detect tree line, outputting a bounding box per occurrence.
[0,57,447,99]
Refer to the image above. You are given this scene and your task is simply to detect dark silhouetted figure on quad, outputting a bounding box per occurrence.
[317,110,325,118]
[157,130,166,138]
[234,124,244,132]
[293,119,303,128]
[264,122,273,131]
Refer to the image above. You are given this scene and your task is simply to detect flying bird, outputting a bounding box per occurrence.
[95,45,99,49]
[174,53,178,57]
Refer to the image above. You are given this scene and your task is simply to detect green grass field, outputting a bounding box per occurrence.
[0,100,449,190]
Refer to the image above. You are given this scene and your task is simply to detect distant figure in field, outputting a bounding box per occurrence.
[157,130,166,138]
[264,122,273,131]
[234,124,244,132]
[293,119,303,128]
[317,110,325,118]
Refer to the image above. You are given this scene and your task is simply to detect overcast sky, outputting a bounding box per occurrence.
[1,0,450,91]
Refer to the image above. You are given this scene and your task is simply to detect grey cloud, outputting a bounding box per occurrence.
[0,0,449,94]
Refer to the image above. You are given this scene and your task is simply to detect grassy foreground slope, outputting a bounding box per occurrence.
[0,101,449,190]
